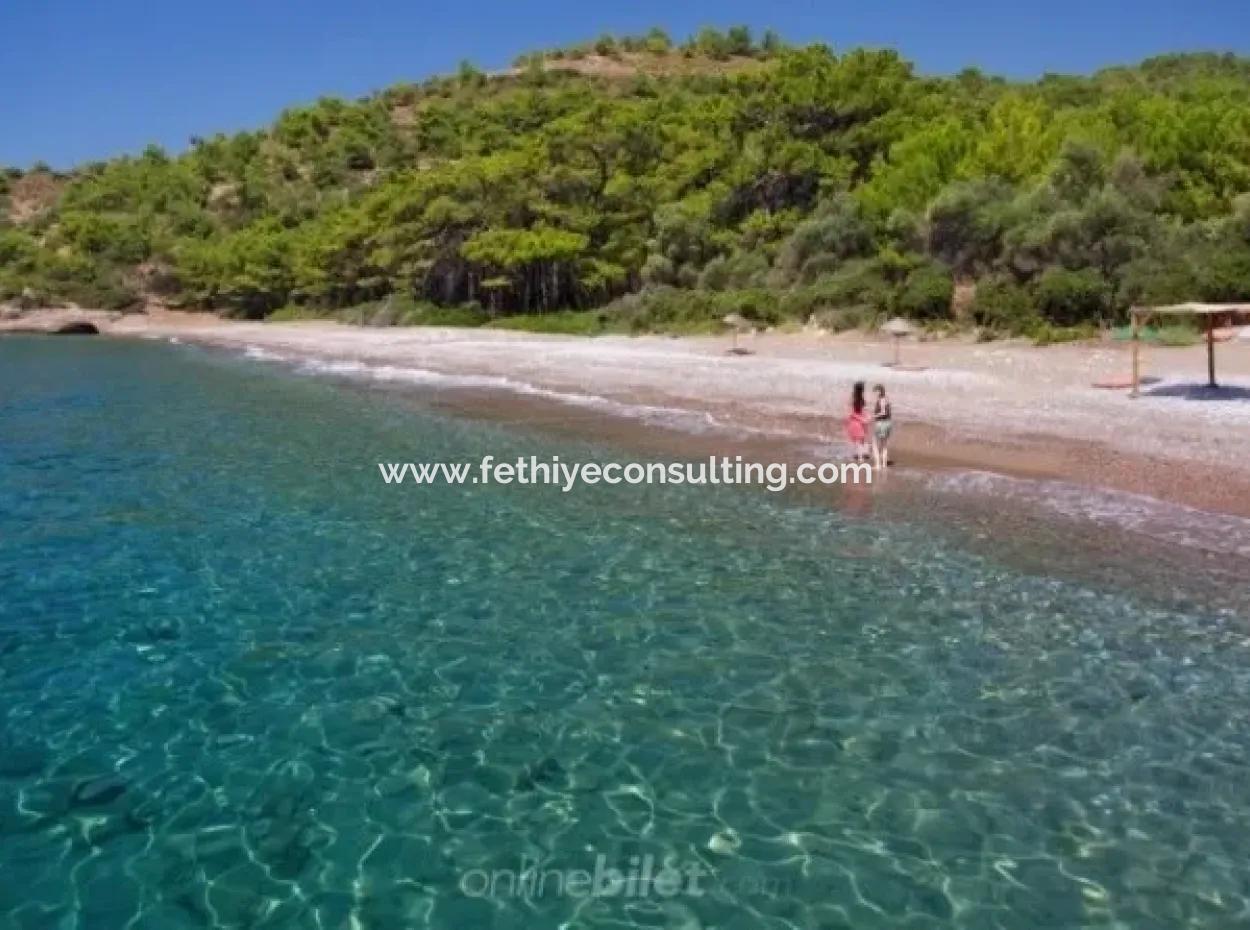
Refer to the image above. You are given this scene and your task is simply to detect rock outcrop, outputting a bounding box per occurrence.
[0,307,126,335]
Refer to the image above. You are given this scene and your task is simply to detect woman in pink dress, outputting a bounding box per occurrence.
[845,381,870,462]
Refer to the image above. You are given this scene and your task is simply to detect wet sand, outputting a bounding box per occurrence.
[94,312,1250,520]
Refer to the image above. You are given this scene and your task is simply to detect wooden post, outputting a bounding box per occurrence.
[1207,315,1217,388]
[1130,309,1140,398]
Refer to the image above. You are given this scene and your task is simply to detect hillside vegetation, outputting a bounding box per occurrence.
[3,27,1250,337]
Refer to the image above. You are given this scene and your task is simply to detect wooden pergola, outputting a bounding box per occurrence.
[1129,302,1250,397]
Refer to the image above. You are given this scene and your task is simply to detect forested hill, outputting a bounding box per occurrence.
[3,27,1250,337]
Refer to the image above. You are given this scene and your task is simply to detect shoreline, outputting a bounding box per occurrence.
[9,308,1250,521]
[161,328,1250,610]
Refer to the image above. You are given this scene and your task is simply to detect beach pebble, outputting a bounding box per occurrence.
[376,766,432,798]
[72,775,128,808]
[707,828,741,856]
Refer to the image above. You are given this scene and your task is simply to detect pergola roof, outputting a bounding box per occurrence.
[1129,302,1250,395]
[1132,302,1250,317]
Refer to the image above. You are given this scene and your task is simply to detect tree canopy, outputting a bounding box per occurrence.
[3,32,1249,336]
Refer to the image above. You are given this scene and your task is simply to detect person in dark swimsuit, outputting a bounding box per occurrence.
[871,384,893,470]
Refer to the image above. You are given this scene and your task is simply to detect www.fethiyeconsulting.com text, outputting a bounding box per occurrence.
[378,455,872,493]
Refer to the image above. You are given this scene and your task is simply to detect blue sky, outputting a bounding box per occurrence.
[2,0,1248,169]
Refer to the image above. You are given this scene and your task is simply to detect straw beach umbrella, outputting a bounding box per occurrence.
[881,317,915,367]
[722,313,755,355]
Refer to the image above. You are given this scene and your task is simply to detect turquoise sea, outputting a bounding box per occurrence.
[2,335,1250,929]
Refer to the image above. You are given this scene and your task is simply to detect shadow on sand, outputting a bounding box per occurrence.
[1143,383,1250,401]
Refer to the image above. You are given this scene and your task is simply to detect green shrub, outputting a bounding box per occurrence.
[1027,320,1100,346]
[719,288,783,326]
[643,28,673,55]
[777,260,896,321]
[776,286,824,320]
[401,302,490,327]
[807,305,875,332]
[896,263,954,320]
[602,287,714,333]
[1195,244,1250,302]
[1033,267,1110,325]
[812,260,894,311]
[602,286,780,334]
[926,178,1015,275]
[1154,324,1200,347]
[268,304,331,322]
[57,212,151,265]
[64,278,139,311]
[795,253,843,285]
[1118,257,1198,307]
[970,276,1040,333]
[313,296,490,328]
[698,252,769,290]
[489,310,604,335]
[775,195,873,282]
[26,252,140,310]
[0,229,40,267]
[362,301,400,327]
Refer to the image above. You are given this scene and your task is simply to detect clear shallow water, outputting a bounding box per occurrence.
[2,337,1249,930]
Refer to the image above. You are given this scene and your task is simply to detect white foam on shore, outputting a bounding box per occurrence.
[242,345,292,362]
[281,353,890,450]
[926,470,1250,558]
[285,353,729,434]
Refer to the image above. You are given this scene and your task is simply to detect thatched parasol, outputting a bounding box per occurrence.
[881,317,915,367]
[722,313,755,355]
